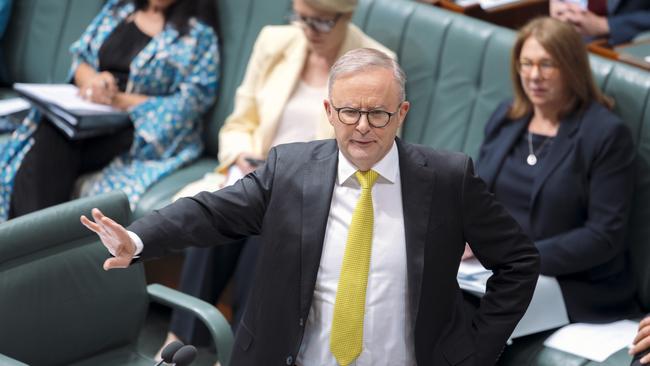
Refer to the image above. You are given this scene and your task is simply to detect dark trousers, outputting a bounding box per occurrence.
[169,236,261,346]
[9,119,133,219]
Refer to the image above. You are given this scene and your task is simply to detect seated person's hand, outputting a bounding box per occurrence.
[550,1,609,38]
[549,0,569,19]
[630,317,650,364]
[79,71,118,105]
[235,152,265,176]
[462,243,475,261]
[80,208,136,270]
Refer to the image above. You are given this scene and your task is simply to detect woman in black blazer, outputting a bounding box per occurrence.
[474,17,639,323]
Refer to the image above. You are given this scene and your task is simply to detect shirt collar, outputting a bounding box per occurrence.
[337,141,399,186]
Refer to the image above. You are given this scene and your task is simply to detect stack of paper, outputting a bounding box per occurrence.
[0,98,30,116]
[458,258,569,338]
[544,320,639,362]
[13,83,120,114]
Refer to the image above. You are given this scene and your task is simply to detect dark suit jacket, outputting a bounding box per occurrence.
[478,100,640,323]
[608,0,650,45]
[131,139,539,366]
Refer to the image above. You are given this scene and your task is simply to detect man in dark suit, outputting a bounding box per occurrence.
[550,0,650,45]
[82,48,540,366]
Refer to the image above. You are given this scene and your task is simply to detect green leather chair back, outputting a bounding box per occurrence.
[356,0,514,159]
[596,60,650,310]
[1,0,105,84]
[0,192,148,366]
[204,0,292,157]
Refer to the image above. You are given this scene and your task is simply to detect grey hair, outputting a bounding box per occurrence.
[304,0,357,13]
[328,48,406,101]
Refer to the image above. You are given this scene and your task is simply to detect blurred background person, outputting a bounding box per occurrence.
[550,0,650,45]
[0,0,219,221]
[468,17,639,325]
[163,0,394,357]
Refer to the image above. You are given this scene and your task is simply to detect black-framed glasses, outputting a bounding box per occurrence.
[288,12,342,33]
[330,102,402,128]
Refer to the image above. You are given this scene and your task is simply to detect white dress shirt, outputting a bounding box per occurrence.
[296,142,416,366]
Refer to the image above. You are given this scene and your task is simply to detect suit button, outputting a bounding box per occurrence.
[286,355,293,365]
[299,317,304,326]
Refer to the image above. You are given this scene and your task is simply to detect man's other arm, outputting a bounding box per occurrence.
[461,157,540,365]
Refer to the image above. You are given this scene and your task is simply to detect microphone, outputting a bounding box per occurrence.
[171,345,198,366]
[155,340,184,366]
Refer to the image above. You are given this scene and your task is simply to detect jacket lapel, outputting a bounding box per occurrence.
[479,116,529,190]
[397,139,436,328]
[299,142,338,316]
[530,112,581,207]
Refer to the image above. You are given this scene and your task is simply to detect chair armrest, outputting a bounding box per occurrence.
[147,283,233,366]
[0,353,29,365]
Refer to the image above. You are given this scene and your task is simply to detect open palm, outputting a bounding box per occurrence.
[80,208,136,270]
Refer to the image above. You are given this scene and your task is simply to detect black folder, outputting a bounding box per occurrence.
[14,84,131,140]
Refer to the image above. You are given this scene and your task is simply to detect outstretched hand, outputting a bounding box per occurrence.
[80,208,136,270]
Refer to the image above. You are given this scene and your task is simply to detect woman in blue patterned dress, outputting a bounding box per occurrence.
[0,0,219,221]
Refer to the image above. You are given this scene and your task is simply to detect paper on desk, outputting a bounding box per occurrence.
[543,320,638,362]
[0,97,30,116]
[455,0,479,6]
[645,56,650,63]
[458,258,569,338]
[13,83,120,113]
[479,0,522,10]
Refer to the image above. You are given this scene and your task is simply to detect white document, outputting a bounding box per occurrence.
[645,56,650,63]
[458,258,569,338]
[479,0,523,10]
[13,83,120,113]
[456,0,479,6]
[0,97,30,116]
[543,320,639,362]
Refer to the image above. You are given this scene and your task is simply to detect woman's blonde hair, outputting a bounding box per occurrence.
[304,0,357,13]
[509,17,613,120]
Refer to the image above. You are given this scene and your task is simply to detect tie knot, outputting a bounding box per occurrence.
[355,170,379,189]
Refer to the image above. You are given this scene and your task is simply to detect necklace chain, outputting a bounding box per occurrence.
[526,131,552,166]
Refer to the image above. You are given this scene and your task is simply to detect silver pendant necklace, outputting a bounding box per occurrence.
[527,131,551,166]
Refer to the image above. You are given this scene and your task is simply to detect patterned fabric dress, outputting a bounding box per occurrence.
[0,0,219,221]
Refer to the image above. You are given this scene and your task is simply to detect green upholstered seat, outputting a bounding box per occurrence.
[1,0,105,85]
[0,192,233,366]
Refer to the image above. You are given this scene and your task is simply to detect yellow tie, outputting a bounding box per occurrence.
[330,170,379,366]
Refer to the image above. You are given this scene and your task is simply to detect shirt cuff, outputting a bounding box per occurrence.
[127,231,144,256]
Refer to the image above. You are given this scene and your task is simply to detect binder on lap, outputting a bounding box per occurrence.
[13,83,130,140]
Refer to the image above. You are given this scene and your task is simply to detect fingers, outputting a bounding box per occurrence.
[103,256,132,271]
[80,214,102,234]
[630,319,650,356]
[634,319,650,345]
[631,336,650,357]
[642,352,650,365]
[101,215,133,248]
[640,317,650,330]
